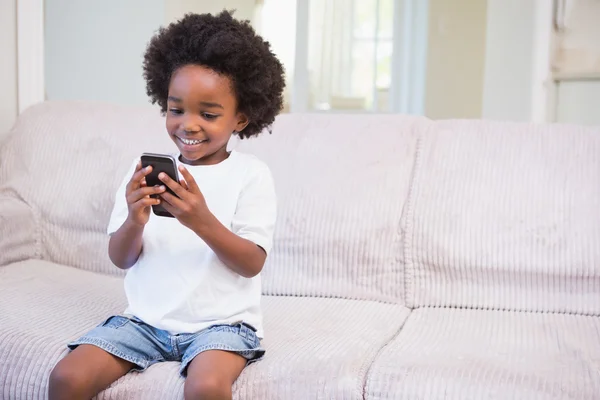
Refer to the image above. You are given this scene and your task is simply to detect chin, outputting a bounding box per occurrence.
[179,151,206,163]
[176,144,207,160]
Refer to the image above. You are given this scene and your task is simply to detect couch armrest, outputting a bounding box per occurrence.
[0,194,40,266]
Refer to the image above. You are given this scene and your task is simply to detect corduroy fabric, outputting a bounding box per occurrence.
[365,307,600,400]
[0,195,39,266]
[0,260,410,400]
[405,119,600,314]
[234,113,428,303]
[0,102,428,304]
[0,101,175,275]
[3,102,600,399]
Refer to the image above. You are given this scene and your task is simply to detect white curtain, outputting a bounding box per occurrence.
[307,0,355,110]
[255,0,297,111]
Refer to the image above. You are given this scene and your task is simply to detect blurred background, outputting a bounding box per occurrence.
[1,0,599,136]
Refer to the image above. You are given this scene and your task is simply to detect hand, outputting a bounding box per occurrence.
[158,165,211,230]
[125,162,166,226]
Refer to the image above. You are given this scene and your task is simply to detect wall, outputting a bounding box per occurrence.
[0,0,18,136]
[44,0,165,106]
[480,0,599,124]
[481,0,536,121]
[556,80,600,125]
[44,0,255,106]
[424,0,488,120]
[166,0,256,24]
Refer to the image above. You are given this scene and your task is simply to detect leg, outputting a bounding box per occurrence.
[183,350,247,400]
[48,344,134,400]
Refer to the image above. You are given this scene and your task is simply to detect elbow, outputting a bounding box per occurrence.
[239,261,264,278]
[108,251,129,270]
[109,250,136,270]
[241,271,259,279]
[241,249,267,278]
[108,241,135,270]
[113,260,133,270]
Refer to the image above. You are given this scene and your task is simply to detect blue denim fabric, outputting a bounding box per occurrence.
[68,315,264,376]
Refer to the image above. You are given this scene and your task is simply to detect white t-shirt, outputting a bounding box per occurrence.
[107,150,276,338]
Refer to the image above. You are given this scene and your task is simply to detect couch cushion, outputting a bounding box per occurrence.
[0,101,175,275]
[234,113,427,303]
[365,308,600,400]
[407,119,600,313]
[0,260,410,400]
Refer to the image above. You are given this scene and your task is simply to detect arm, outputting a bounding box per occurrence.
[191,212,266,278]
[107,161,165,270]
[108,219,145,270]
[158,165,275,278]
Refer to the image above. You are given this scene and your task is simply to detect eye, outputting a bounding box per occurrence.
[169,108,183,115]
[202,113,219,120]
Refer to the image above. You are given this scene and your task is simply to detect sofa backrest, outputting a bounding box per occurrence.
[0,102,424,305]
[406,119,600,315]
[0,101,175,275]
[234,114,426,303]
[6,102,596,313]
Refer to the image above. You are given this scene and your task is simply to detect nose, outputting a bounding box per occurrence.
[182,115,201,134]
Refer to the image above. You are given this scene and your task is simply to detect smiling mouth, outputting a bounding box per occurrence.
[177,136,208,146]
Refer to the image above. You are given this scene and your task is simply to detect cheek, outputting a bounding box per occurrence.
[165,119,177,135]
[203,120,229,134]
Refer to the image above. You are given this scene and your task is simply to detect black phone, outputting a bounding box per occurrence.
[140,153,180,218]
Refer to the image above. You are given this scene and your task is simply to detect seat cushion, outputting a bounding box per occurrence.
[0,260,410,400]
[365,308,600,400]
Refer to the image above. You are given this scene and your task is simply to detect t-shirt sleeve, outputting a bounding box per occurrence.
[231,163,277,255]
[106,158,139,235]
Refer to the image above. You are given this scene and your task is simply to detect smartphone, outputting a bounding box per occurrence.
[140,153,180,218]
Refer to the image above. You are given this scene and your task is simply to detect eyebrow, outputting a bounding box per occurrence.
[167,96,224,109]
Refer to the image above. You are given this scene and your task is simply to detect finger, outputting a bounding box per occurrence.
[126,162,142,192]
[158,172,188,199]
[127,185,166,204]
[159,191,186,210]
[127,164,152,192]
[159,197,177,216]
[180,179,189,191]
[177,165,201,194]
[132,196,161,210]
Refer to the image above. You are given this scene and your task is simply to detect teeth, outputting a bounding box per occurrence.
[180,137,205,145]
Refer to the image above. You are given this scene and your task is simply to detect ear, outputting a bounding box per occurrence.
[235,112,249,133]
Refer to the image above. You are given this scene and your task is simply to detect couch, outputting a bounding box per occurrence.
[0,101,599,400]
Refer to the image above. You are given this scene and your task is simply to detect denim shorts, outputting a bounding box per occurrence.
[67,315,265,376]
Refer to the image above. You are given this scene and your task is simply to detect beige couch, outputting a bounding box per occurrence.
[0,101,599,400]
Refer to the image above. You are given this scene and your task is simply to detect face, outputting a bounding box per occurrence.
[166,64,248,165]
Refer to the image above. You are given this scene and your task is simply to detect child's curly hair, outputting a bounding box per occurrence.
[143,10,285,139]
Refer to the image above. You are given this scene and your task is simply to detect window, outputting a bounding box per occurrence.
[306,0,394,112]
[257,0,428,114]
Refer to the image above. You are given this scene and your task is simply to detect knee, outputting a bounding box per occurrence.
[48,360,87,400]
[184,375,232,400]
